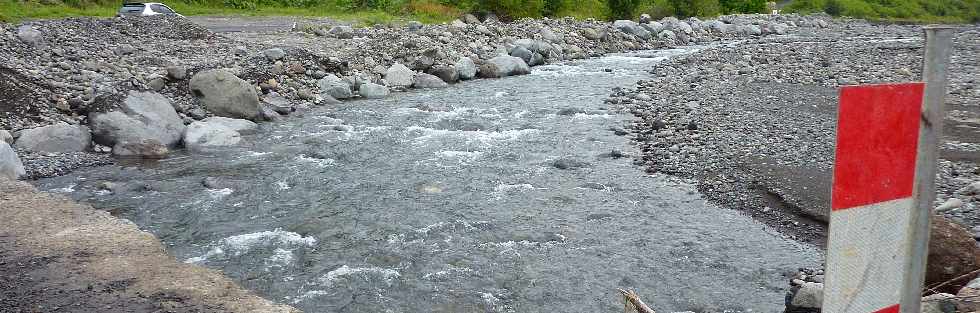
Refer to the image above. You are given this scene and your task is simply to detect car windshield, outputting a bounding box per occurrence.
[118,4,144,13]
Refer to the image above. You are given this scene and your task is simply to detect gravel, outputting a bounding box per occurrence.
[613,19,980,244]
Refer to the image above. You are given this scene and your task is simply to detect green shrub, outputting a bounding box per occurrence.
[636,0,675,18]
[607,0,641,19]
[719,0,765,13]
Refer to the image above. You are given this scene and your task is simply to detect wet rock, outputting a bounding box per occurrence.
[429,66,459,83]
[188,69,262,121]
[413,73,449,88]
[112,139,169,159]
[263,94,293,115]
[486,55,530,77]
[510,46,533,64]
[89,90,186,148]
[385,63,415,88]
[201,117,258,134]
[927,215,980,292]
[183,120,242,150]
[553,158,590,170]
[0,142,26,180]
[14,122,92,153]
[935,198,964,213]
[358,82,389,99]
[455,57,477,80]
[317,74,353,99]
[557,107,585,116]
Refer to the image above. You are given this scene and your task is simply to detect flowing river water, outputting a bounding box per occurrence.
[37,48,821,313]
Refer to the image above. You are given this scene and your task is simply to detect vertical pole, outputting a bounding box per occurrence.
[900,26,955,313]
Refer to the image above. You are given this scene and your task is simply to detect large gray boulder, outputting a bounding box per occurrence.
[183,121,243,150]
[790,282,823,308]
[385,63,415,88]
[14,122,91,153]
[359,82,390,99]
[413,73,449,88]
[89,90,185,148]
[0,142,25,180]
[455,57,477,80]
[668,20,694,34]
[613,20,651,40]
[188,69,262,121]
[486,55,530,78]
[317,74,353,99]
[736,24,762,36]
[429,66,459,83]
[706,20,732,34]
[261,48,285,61]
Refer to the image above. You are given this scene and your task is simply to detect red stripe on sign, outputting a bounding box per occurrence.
[874,304,900,313]
[832,83,924,210]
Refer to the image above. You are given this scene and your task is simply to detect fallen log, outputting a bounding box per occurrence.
[618,288,656,313]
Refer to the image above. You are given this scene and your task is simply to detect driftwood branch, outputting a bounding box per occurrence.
[618,288,656,313]
[922,268,980,296]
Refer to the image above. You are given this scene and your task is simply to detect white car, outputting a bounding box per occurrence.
[117,2,183,17]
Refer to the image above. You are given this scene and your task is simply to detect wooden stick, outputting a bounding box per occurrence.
[922,267,980,295]
[618,288,656,313]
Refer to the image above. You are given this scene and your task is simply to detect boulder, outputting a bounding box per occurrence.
[668,21,694,34]
[455,57,477,80]
[921,293,957,313]
[14,122,91,153]
[201,117,258,134]
[450,19,467,28]
[183,121,242,150]
[658,30,677,42]
[539,27,560,43]
[407,21,423,31]
[261,48,285,61]
[639,13,652,24]
[927,215,980,292]
[706,20,731,34]
[413,73,449,88]
[328,25,354,39]
[385,63,415,88]
[0,130,13,144]
[317,74,353,99]
[956,277,980,311]
[429,66,459,83]
[736,24,762,36]
[478,63,502,79]
[789,282,823,308]
[509,45,534,64]
[112,139,169,159]
[486,55,530,77]
[641,22,665,35]
[263,94,293,114]
[463,14,480,24]
[613,20,651,40]
[166,66,187,80]
[0,142,25,180]
[359,82,389,99]
[581,28,602,40]
[188,69,262,121]
[16,26,43,46]
[89,90,185,148]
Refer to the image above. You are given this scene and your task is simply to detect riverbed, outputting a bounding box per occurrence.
[37,48,821,313]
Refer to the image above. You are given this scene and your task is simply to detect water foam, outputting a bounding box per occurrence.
[185,229,317,264]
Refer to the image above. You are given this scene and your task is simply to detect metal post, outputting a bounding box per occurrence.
[900,26,955,313]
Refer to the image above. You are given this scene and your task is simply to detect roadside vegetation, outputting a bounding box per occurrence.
[1,0,976,23]
[785,0,980,23]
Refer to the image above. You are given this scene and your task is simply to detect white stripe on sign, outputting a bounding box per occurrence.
[824,198,912,313]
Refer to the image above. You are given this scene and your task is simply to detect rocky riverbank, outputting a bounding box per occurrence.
[613,21,980,244]
[611,19,980,313]
[0,13,829,180]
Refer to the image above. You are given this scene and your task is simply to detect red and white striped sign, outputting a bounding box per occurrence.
[823,83,926,313]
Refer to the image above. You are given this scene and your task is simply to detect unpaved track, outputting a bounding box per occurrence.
[0,179,298,313]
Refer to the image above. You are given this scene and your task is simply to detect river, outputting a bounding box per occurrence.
[36,47,821,313]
